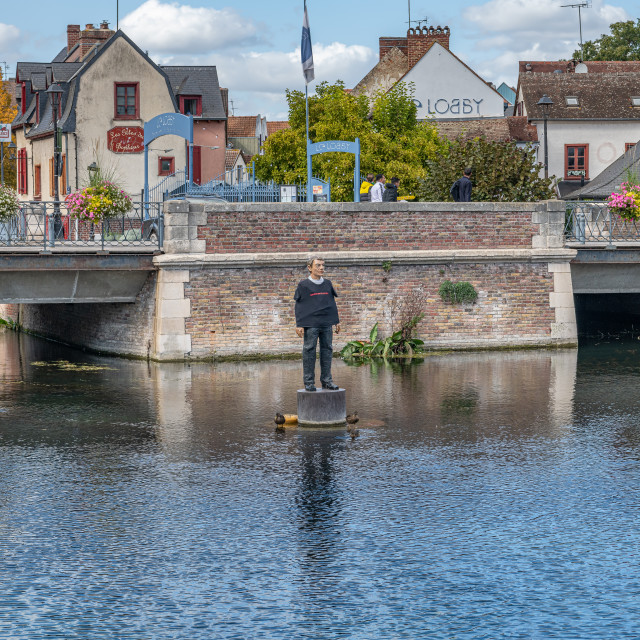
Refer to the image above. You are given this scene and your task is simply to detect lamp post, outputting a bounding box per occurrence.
[46,82,63,240]
[537,94,553,179]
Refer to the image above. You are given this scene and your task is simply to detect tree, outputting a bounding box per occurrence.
[254,81,446,201]
[0,70,18,189]
[573,19,640,61]
[417,136,555,202]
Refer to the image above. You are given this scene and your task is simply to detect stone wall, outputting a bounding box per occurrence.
[154,200,577,360]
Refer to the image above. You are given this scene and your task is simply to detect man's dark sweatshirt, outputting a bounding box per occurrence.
[294,278,339,328]
[459,175,472,202]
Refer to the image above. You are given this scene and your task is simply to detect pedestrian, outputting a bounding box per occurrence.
[294,256,341,392]
[382,176,400,202]
[450,167,473,202]
[359,173,375,202]
[369,174,386,202]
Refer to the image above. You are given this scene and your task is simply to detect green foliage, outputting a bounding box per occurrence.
[574,19,640,61]
[340,320,425,360]
[255,80,446,201]
[382,260,393,272]
[417,136,555,202]
[439,280,478,305]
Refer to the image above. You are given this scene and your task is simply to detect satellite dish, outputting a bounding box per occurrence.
[575,63,588,73]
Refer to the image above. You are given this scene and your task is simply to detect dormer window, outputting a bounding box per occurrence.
[179,96,202,117]
[632,97,640,107]
[565,96,579,107]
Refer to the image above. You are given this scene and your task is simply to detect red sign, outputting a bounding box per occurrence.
[107,126,144,153]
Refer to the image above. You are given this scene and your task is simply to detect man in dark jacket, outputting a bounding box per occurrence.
[451,167,473,202]
[295,256,341,391]
[382,177,400,202]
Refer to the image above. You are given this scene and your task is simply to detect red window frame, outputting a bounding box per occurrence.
[17,148,28,194]
[565,144,589,180]
[179,95,202,116]
[158,156,175,176]
[626,143,637,152]
[114,82,140,120]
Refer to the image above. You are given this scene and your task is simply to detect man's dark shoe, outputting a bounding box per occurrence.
[322,382,339,390]
[304,384,316,392]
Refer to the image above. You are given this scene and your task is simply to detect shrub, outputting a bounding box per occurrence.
[439,280,478,305]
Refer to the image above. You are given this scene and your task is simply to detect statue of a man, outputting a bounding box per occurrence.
[294,256,341,391]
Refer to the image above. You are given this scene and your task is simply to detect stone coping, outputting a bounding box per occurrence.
[154,248,577,269]
[166,198,564,214]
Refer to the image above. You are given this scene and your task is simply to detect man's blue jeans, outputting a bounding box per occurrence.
[302,326,334,387]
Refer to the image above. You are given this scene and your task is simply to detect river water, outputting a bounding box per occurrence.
[1,330,639,639]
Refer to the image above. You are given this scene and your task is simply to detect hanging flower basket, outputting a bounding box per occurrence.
[608,182,640,222]
[0,184,20,223]
[65,180,132,224]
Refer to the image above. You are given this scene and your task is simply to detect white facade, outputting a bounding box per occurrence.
[533,119,640,184]
[401,43,505,120]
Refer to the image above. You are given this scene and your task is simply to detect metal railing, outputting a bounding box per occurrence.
[0,201,164,250]
[565,202,640,245]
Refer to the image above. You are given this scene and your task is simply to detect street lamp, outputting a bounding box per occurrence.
[537,94,554,179]
[46,82,64,239]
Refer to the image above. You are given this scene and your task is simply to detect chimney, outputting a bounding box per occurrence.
[77,22,116,60]
[379,37,408,61]
[407,25,450,70]
[85,23,94,30]
[100,21,109,29]
[67,24,81,52]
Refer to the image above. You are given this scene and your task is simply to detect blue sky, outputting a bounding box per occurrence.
[1,0,635,119]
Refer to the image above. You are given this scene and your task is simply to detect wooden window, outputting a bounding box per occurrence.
[114,82,139,119]
[626,143,637,153]
[17,149,28,194]
[179,96,202,116]
[158,156,175,176]
[34,165,41,200]
[565,144,589,180]
[60,155,67,194]
[49,157,55,197]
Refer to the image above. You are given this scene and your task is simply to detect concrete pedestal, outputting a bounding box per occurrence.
[297,389,346,427]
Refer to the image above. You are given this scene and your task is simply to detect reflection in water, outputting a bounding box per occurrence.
[2,330,640,638]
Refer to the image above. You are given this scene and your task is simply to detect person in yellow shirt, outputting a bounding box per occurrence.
[359,173,375,202]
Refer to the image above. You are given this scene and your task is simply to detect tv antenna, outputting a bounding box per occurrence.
[562,1,592,60]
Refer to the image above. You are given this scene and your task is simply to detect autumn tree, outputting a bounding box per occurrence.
[574,19,640,61]
[417,136,555,202]
[254,81,446,201]
[0,70,18,189]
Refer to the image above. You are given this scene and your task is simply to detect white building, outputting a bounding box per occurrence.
[514,61,640,196]
[353,26,505,121]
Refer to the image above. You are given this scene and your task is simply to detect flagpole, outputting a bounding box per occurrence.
[306,83,311,202]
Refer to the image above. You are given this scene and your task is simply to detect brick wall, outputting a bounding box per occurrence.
[183,261,556,358]
[198,204,539,254]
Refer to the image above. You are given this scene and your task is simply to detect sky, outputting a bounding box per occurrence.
[0,0,636,119]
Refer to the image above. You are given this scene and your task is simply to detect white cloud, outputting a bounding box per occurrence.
[156,41,375,93]
[120,0,263,54]
[462,0,630,84]
[0,23,22,69]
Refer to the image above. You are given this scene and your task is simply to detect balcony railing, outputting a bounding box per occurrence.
[0,201,164,251]
[565,202,640,245]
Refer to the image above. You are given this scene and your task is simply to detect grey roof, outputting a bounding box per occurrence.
[51,47,68,63]
[566,142,640,200]
[162,66,226,120]
[520,72,640,120]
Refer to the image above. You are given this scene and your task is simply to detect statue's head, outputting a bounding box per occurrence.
[307,256,325,277]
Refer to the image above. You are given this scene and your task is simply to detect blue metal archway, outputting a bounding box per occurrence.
[306,138,361,202]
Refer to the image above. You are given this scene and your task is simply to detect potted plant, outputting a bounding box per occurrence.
[65,180,132,240]
[608,181,640,222]
[0,184,20,242]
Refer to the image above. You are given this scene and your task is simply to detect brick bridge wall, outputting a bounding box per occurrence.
[0,201,577,360]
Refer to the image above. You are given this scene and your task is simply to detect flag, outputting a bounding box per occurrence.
[301,0,314,84]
